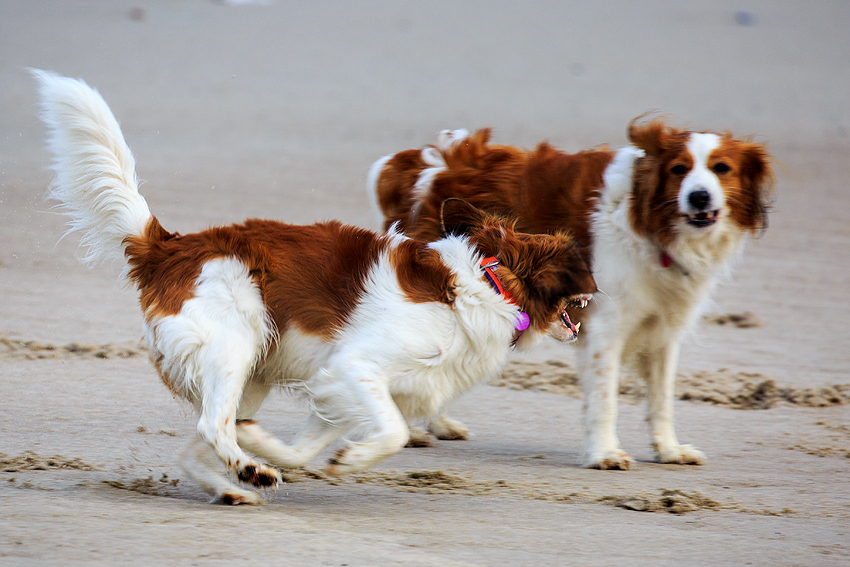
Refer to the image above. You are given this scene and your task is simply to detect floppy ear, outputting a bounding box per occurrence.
[628,118,672,157]
[739,142,774,232]
[440,198,488,236]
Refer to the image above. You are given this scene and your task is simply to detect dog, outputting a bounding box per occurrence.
[368,121,773,469]
[33,70,596,504]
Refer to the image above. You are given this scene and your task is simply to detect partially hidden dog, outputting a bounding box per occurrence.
[368,122,773,469]
[33,70,596,504]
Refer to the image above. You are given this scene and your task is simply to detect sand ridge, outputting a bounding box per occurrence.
[1,452,100,472]
[7,331,847,409]
[493,359,850,409]
[0,332,144,360]
[3,451,804,517]
[5,331,848,410]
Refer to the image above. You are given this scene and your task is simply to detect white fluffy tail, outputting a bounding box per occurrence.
[31,69,152,266]
[435,128,470,152]
[366,154,393,232]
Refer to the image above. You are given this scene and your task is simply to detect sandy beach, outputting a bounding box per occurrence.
[1,1,849,565]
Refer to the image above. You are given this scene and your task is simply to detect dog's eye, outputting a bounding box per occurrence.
[670,164,688,175]
[712,162,731,174]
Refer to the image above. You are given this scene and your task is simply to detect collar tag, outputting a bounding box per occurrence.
[514,311,530,331]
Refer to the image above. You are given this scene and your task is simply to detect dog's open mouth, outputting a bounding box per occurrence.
[685,210,719,228]
[552,294,592,342]
[560,309,579,336]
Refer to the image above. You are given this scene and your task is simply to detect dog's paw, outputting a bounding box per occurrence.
[324,446,387,476]
[427,415,470,441]
[656,444,706,465]
[237,462,281,489]
[324,448,358,477]
[583,449,634,470]
[405,427,434,448]
[212,489,264,506]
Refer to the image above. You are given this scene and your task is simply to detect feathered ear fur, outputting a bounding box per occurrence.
[628,118,675,157]
[737,141,775,233]
[440,198,488,236]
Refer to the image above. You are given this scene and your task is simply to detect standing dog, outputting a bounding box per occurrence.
[369,122,773,469]
[33,71,596,503]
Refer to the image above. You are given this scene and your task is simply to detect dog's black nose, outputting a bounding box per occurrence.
[688,189,711,210]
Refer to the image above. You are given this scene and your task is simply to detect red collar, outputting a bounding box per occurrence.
[480,257,530,333]
[659,250,690,276]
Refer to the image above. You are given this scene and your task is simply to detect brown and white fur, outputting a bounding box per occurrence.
[33,70,596,504]
[368,121,773,469]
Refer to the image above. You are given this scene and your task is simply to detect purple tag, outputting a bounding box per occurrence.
[515,311,530,331]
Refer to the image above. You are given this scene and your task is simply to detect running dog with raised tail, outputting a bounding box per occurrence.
[369,122,773,469]
[32,70,596,504]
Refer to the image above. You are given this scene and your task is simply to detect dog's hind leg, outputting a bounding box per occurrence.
[193,339,281,491]
[641,343,706,465]
[168,258,281,492]
[426,413,470,440]
[404,425,434,447]
[405,413,469,448]
[394,388,470,446]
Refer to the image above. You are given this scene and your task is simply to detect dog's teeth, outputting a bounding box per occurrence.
[575,322,581,332]
[581,299,588,308]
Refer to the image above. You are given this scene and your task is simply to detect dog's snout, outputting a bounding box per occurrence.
[688,189,711,211]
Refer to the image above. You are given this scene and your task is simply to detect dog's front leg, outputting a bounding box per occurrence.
[580,330,633,470]
[323,373,410,476]
[237,411,345,468]
[643,342,706,465]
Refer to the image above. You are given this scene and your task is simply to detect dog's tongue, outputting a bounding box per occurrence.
[560,309,578,335]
